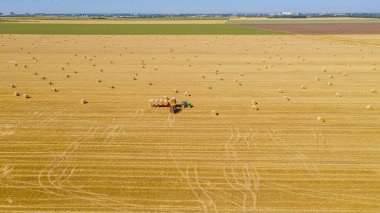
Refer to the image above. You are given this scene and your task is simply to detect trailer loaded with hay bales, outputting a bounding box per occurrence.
[149,97,193,113]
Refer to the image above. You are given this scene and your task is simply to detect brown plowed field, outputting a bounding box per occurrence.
[239,23,380,34]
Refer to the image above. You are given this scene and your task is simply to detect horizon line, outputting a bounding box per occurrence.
[2,12,380,15]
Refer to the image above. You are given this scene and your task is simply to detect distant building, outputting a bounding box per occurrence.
[1,12,15,16]
[282,12,294,16]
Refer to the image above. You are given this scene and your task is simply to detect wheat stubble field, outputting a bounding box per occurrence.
[0,33,380,212]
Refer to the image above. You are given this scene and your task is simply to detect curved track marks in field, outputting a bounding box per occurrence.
[164,113,176,128]
[36,123,138,211]
[167,127,262,212]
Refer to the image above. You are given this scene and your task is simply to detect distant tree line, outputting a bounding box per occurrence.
[306,13,380,19]
[346,13,380,18]
[1,13,379,19]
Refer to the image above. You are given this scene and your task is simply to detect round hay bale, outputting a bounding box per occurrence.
[34,72,38,75]
[328,82,334,86]
[239,73,244,77]
[366,105,373,110]
[173,89,178,93]
[23,94,31,99]
[80,99,88,104]
[41,76,46,80]
[219,77,224,81]
[315,77,320,81]
[10,84,16,88]
[66,74,70,78]
[252,105,259,111]
[283,96,290,101]
[48,81,53,85]
[148,82,153,86]
[14,91,20,96]
[184,92,190,96]
[211,110,219,116]
[300,85,307,90]
[343,73,348,76]
[109,85,115,89]
[52,88,58,92]
[200,74,205,78]
[97,79,102,83]
[206,85,212,90]
[277,89,284,93]
[251,99,258,105]
[61,67,65,71]
[234,79,239,83]
[336,71,341,74]
[329,75,334,79]
[317,116,325,122]
[133,76,137,80]
[370,89,377,93]
[335,92,342,97]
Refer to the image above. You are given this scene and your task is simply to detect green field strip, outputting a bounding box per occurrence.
[0,24,289,35]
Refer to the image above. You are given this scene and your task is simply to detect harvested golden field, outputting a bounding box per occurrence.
[0,34,380,212]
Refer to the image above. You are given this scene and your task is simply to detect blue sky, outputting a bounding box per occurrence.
[1,0,379,14]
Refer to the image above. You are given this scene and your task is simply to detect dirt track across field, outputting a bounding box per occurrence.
[239,23,380,34]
